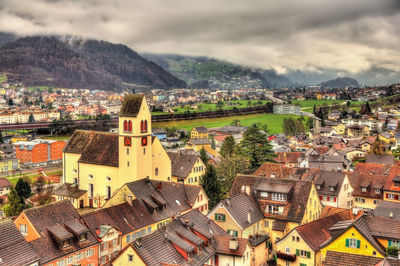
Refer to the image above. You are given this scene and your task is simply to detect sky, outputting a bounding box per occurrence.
[0,0,400,76]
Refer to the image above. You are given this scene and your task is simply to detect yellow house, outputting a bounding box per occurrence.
[343,148,366,161]
[167,150,206,185]
[185,138,212,152]
[378,131,396,145]
[209,175,322,250]
[111,244,146,266]
[320,214,388,264]
[346,124,370,137]
[275,209,353,266]
[332,123,346,135]
[57,95,172,208]
[0,158,19,174]
[190,126,208,139]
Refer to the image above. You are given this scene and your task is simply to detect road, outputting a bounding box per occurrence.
[0,164,62,178]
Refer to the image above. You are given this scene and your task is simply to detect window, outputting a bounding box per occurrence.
[126,235,131,243]
[155,168,159,176]
[268,205,281,214]
[285,247,290,253]
[144,120,148,132]
[128,120,132,132]
[260,191,268,197]
[375,188,381,194]
[329,186,335,192]
[127,148,129,155]
[148,227,152,234]
[88,174,93,179]
[128,254,133,262]
[227,229,238,237]
[296,249,311,258]
[106,186,111,199]
[20,224,28,235]
[272,193,286,201]
[346,238,360,248]
[355,197,365,203]
[389,240,400,248]
[127,161,130,167]
[215,213,226,222]
[143,148,146,155]
[124,120,128,132]
[79,233,87,242]
[175,199,181,206]
[73,169,78,173]
[89,183,93,197]
[361,187,367,192]
[140,120,144,132]
[73,178,78,184]
[63,240,70,248]
[373,251,377,256]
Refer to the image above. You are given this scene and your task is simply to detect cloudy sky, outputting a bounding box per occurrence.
[0,0,400,75]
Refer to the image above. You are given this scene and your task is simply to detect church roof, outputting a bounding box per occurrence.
[120,94,144,117]
[78,132,119,167]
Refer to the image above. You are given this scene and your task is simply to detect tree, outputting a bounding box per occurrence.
[199,147,208,165]
[4,187,25,217]
[8,98,13,106]
[282,117,306,136]
[15,178,31,200]
[230,119,241,126]
[216,155,250,196]
[386,246,399,257]
[236,124,276,171]
[306,117,314,130]
[201,164,222,209]
[211,136,216,150]
[216,101,224,111]
[220,136,236,158]
[165,127,177,137]
[366,101,372,114]
[28,113,35,123]
[0,131,3,144]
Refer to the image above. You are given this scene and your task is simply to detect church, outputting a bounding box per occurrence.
[54,94,172,208]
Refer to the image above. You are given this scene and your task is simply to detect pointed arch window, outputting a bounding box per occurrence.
[128,120,132,132]
[140,120,144,132]
[144,120,148,132]
[124,120,128,132]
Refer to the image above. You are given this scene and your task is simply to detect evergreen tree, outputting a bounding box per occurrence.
[211,136,216,150]
[28,113,35,123]
[366,101,372,114]
[201,164,222,209]
[313,104,316,115]
[8,98,13,106]
[199,147,208,165]
[220,135,236,158]
[216,154,250,196]
[4,187,25,217]
[0,131,3,144]
[15,178,31,200]
[236,124,276,171]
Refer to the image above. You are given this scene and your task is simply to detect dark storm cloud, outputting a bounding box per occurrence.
[0,0,400,73]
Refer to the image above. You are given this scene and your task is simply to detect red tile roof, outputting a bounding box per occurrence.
[214,236,248,256]
[354,163,391,175]
[275,152,304,164]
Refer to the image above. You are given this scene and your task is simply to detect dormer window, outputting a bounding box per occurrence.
[316,185,321,190]
[260,191,268,197]
[329,186,334,192]
[361,187,367,192]
[375,188,381,194]
[63,240,70,248]
[79,233,87,242]
[272,193,287,201]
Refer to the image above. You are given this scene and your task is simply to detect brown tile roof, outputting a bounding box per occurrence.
[0,177,11,188]
[320,206,353,218]
[78,132,118,167]
[52,183,86,198]
[366,155,395,165]
[324,251,390,266]
[253,162,285,178]
[384,165,400,192]
[275,152,304,164]
[63,130,98,154]
[214,236,248,256]
[313,171,347,197]
[0,219,39,266]
[120,94,144,117]
[230,174,313,223]
[349,172,388,199]
[354,163,391,175]
[168,151,200,178]
[22,200,98,264]
[294,210,354,251]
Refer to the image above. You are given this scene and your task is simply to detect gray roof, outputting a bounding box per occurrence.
[255,182,293,194]
[189,138,212,145]
[52,183,86,198]
[373,200,400,220]
[168,151,200,178]
[366,155,395,165]
[0,219,39,266]
[193,126,208,133]
[313,171,347,196]
[220,193,264,228]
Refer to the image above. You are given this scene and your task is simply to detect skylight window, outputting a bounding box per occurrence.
[175,199,181,206]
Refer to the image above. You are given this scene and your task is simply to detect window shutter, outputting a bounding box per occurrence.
[319,195,322,200]
[228,230,231,235]
[307,251,311,259]
[395,195,399,200]
[334,197,337,202]
[327,197,330,201]
[357,240,360,248]
[296,249,300,256]
[215,213,218,220]
[345,238,349,247]
[386,193,389,199]
[389,240,392,247]
[235,231,238,237]
[222,214,226,221]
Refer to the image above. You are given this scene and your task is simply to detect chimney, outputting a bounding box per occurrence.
[226,197,231,206]
[229,237,239,251]
[247,211,251,224]
[127,195,133,206]
[245,186,251,196]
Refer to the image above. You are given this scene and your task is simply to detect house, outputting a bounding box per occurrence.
[14,200,99,266]
[253,162,288,179]
[383,165,400,203]
[167,150,206,185]
[111,209,254,266]
[185,138,212,151]
[190,126,209,139]
[306,171,353,208]
[366,154,395,165]
[324,251,400,266]
[213,174,322,248]
[210,125,247,137]
[59,95,172,208]
[332,123,346,135]
[348,172,388,211]
[378,131,396,145]
[276,209,354,266]
[308,154,349,171]
[320,127,336,137]
[14,139,66,166]
[274,152,307,167]
[89,225,121,265]
[320,214,400,263]
[0,158,20,173]
[0,219,40,266]
[0,177,11,196]
[342,147,367,161]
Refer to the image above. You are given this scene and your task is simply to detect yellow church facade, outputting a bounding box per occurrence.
[57,95,172,208]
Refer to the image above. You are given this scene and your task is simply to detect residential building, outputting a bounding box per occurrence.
[324,251,400,266]
[14,139,65,165]
[14,200,99,266]
[273,105,301,115]
[274,152,307,167]
[185,138,212,151]
[346,124,370,138]
[190,126,209,139]
[0,219,40,266]
[0,158,19,174]
[167,150,206,185]
[276,209,354,266]
[0,178,11,196]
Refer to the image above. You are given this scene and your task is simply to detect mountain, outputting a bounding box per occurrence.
[320,77,359,88]
[0,32,17,47]
[0,36,186,90]
[143,53,291,89]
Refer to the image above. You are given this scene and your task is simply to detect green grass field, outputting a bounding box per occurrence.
[168,100,270,114]
[41,136,71,141]
[153,113,300,134]
[28,86,50,91]
[292,99,362,111]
